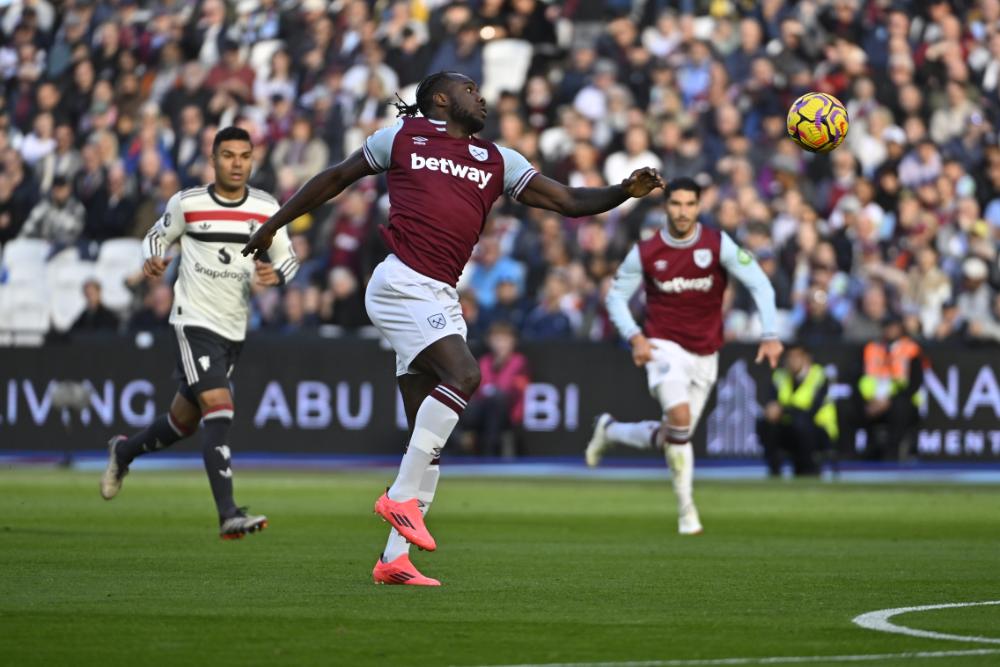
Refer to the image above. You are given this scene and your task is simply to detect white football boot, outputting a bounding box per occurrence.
[678,504,703,536]
[99,435,129,500]
[585,413,614,467]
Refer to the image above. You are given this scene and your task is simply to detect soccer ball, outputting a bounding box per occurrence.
[786,92,849,153]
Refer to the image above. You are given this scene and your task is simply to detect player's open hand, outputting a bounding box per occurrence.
[242,223,276,261]
[143,256,168,279]
[254,260,281,287]
[629,333,653,366]
[621,168,666,198]
[756,338,784,369]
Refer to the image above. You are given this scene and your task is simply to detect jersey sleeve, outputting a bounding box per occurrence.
[720,232,778,340]
[496,145,538,200]
[362,121,403,173]
[267,225,299,286]
[142,193,185,259]
[605,245,643,342]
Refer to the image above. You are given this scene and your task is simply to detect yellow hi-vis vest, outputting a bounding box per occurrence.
[773,365,839,441]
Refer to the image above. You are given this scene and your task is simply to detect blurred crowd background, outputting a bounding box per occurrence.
[2,0,1000,351]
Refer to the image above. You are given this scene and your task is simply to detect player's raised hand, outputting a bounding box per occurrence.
[621,168,666,198]
[143,256,168,279]
[254,260,281,286]
[242,223,276,260]
[629,333,653,367]
[756,338,784,369]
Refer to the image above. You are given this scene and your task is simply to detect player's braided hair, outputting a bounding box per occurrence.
[392,71,459,118]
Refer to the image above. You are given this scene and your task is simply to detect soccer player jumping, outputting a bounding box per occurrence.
[101,127,299,539]
[585,177,782,535]
[242,71,664,585]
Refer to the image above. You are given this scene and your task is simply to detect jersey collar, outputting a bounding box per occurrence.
[660,223,701,248]
[208,184,249,208]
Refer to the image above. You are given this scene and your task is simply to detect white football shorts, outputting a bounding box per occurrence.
[645,338,719,430]
[365,254,467,376]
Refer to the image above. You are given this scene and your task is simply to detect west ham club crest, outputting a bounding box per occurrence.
[468,145,488,162]
[694,249,712,269]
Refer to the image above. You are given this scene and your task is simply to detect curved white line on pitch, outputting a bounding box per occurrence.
[853,601,1000,645]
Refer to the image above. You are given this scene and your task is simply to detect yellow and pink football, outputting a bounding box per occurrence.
[786,92,849,153]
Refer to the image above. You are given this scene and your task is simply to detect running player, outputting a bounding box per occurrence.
[100,127,299,540]
[241,71,664,585]
[585,177,782,535]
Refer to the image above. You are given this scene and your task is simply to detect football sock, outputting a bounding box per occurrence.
[666,443,695,513]
[201,405,239,518]
[116,411,195,465]
[606,420,659,449]
[383,462,440,562]
[388,385,466,502]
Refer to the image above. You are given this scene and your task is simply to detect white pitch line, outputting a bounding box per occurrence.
[852,600,1000,645]
[466,648,1000,667]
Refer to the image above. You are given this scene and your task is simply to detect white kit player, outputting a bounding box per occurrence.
[101,127,298,539]
[586,177,782,534]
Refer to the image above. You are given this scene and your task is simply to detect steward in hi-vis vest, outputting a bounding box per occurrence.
[857,315,927,461]
[758,343,836,477]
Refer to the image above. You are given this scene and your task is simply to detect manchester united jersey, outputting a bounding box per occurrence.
[142,185,298,342]
[362,117,537,286]
[606,224,778,355]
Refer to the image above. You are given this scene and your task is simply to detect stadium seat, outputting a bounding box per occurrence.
[481,39,533,105]
[1,239,51,285]
[1,283,49,335]
[1,238,50,268]
[47,260,97,332]
[96,239,143,311]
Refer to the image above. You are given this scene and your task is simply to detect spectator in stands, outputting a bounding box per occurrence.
[957,256,1000,344]
[758,343,836,477]
[277,286,319,334]
[0,172,28,244]
[603,125,662,190]
[19,111,55,168]
[133,170,180,239]
[19,175,84,247]
[844,283,889,343]
[522,270,575,341]
[321,267,369,329]
[469,235,525,311]
[71,279,120,334]
[128,283,173,332]
[796,286,844,343]
[171,105,206,188]
[270,115,329,193]
[459,321,530,457]
[39,124,81,193]
[857,315,926,460]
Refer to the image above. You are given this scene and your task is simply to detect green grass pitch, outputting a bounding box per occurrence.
[1,469,999,667]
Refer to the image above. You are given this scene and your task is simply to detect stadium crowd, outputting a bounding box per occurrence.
[2,0,1000,350]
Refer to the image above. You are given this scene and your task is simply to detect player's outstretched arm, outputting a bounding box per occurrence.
[605,246,651,366]
[719,233,783,368]
[517,168,664,218]
[242,151,375,260]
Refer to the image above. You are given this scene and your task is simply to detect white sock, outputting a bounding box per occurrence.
[383,463,440,562]
[606,420,659,449]
[666,443,695,512]
[387,384,466,501]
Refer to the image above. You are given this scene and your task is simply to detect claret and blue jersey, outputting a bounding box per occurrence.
[362,117,537,286]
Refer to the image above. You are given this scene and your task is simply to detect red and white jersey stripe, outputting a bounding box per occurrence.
[143,184,298,341]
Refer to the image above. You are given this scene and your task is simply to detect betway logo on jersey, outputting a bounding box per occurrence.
[653,275,714,293]
[411,154,494,190]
